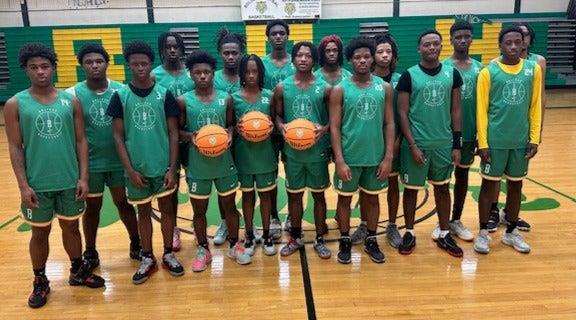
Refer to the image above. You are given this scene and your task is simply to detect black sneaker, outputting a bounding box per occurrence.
[516,218,531,232]
[487,209,500,233]
[132,256,158,285]
[398,233,416,255]
[28,276,50,308]
[162,252,185,277]
[130,241,142,260]
[364,236,385,263]
[82,250,100,272]
[69,260,105,288]
[436,234,463,258]
[337,236,352,264]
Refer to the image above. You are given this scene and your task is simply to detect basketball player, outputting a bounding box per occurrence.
[107,40,184,284]
[233,54,278,256]
[5,43,104,308]
[397,29,464,257]
[474,26,542,254]
[152,32,194,252]
[273,41,332,259]
[67,43,140,271]
[330,36,394,264]
[315,34,351,86]
[178,50,251,270]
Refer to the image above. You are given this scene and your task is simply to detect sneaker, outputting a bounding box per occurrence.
[172,228,182,252]
[252,229,262,244]
[364,236,385,263]
[28,276,50,308]
[191,246,212,272]
[313,237,332,259]
[487,209,500,232]
[69,260,106,288]
[262,237,277,256]
[501,229,531,253]
[436,234,463,257]
[162,253,184,277]
[337,236,352,264]
[129,241,142,260]
[449,220,474,241]
[499,209,531,231]
[350,223,368,245]
[132,256,158,285]
[270,218,282,240]
[213,221,228,245]
[473,232,492,254]
[431,223,441,241]
[227,242,252,265]
[244,239,255,256]
[398,233,416,255]
[386,223,402,248]
[280,238,303,257]
[82,250,100,272]
[283,215,292,232]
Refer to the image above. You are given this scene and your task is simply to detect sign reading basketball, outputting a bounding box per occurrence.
[240,0,321,21]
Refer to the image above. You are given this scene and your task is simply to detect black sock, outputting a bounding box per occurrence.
[506,219,517,233]
[71,257,83,273]
[315,234,323,241]
[290,227,302,239]
[451,206,463,221]
[141,251,153,258]
[33,267,46,277]
[491,202,499,212]
[163,246,172,255]
[246,229,254,241]
[130,237,140,246]
[341,232,349,237]
[480,222,488,230]
[263,229,270,238]
[367,230,376,237]
[85,246,96,254]
[229,238,238,248]
[271,207,279,219]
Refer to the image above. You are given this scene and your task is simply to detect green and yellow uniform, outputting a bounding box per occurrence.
[16,90,85,226]
[477,59,542,181]
[334,76,389,195]
[184,89,238,198]
[152,65,195,97]
[314,68,351,86]
[214,70,240,94]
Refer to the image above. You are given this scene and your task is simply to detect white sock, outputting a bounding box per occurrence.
[406,229,415,236]
[439,230,449,238]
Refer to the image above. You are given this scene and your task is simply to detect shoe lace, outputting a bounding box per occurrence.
[215,223,228,237]
[163,253,180,268]
[366,237,380,251]
[340,237,351,250]
[138,257,154,274]
[32,277,47,295]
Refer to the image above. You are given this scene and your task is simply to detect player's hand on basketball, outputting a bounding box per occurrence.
[279,123,288,138]
[525,143,538,159]
[227,129,234,148]
[236,119,244,135]
[314,124,328,142]
[478,148,491,163]
[335,160,352,182]
[76,179,88,200]
[376,158,392,180]
[452,149,461,167]
[20,185,39,209]
[190,132,198,148]
[128,170,148,188]
[163,168,176,189]
[410,145,425,165]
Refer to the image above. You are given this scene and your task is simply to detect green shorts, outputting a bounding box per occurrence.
[21,188,85,227]
[125,176,175,205]
[239,171,277,192]
[458,141,476,168]
[400,146,453,189]
[334,166,388,196]
[479,148,529,181]
[390,156,400,177]
[88,170,125,197]
[188,174,239,199]
[284,160,330,193]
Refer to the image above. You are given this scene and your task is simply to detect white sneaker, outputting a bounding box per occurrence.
[227,242,252,265]
[213,221,228,245]
[244,239,255,256]
[270,218,282,240]
[283,215,292,232]
[262,238,277,256]
[501,229,531,253]
[252,229,262,244]
[449,220,474,241]
[473,232,492,254]
[431,223,441,241]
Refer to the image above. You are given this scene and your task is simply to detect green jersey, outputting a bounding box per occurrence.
[339,76,387,166]
[376,72,402,136]
[184,90,237,179]
[263,54,295,90]
[213,70,240,94]
[232,89,277,174]
[152,65,195,97]
[67,80,124,172]
[443,57,483,142]
[116,84,171,177]
[314,68,351,86]
[281,75,330,163]
[407,64,454,149]
[527,53,539,62]
[486,60,536,149]
[16,90,79,192]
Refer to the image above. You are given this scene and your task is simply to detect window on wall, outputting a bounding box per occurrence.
[0,33,9,89]
[359,22,390,37]
[169,27,200,56]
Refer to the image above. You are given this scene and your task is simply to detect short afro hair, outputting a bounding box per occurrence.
[498,25,524,44]
[345,36,375,61]
[18,43,57,68]
[418,29,443,44]
[266,19,290,36]
[450,20,473,36]
[185,49,217,71]
[511,22,535,45]
[374,33,398,71]
[76,42,110,65]
[238,54,265,90]
[123,40,154,63]
[157,31,186,62]
[291,41,318,64]
[216,27,247,52]
[318,34,344,67]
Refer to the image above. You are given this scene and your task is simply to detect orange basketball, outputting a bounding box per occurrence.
[195,124,229,157]
[284,118,316,151]
[240,111,273,142]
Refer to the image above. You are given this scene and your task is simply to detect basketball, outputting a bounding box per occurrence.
[239,111,273,142]
[195,124,229,157]
[284,118,317,150]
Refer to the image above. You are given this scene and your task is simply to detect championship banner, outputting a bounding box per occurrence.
[241,0,322,21]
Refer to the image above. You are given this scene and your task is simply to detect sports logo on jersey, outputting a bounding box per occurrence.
[502,78,527,105]
[423,80,446,107]
[292,94,313,118]
[271,70,288,88]
[168,80,187,97]
[461,75,474,100]
[89,98,112,127]
[197,109,223,127]
[355,93,378,120]
[35,108,63,139]
[132,100,158,131]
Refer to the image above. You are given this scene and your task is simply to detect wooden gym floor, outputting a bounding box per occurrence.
[0,89,575,319]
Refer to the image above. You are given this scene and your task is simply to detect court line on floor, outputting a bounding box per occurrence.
[526,177,576,203]
[299,246,317,320]
[0,215,19,230]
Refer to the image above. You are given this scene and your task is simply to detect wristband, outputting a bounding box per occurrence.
[452,131,462,149]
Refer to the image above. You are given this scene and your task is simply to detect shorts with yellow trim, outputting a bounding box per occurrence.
[334,166,388,196]
[20,188,85,227]
[400,146,453,189]
[88,170,124,197]
[479,148,529,181]
[284,160,329,193]
[126,176,175,205]
[239,171,277,192]
[389,156,400,176]
[187,174,239,199]
[458,141,476,168]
